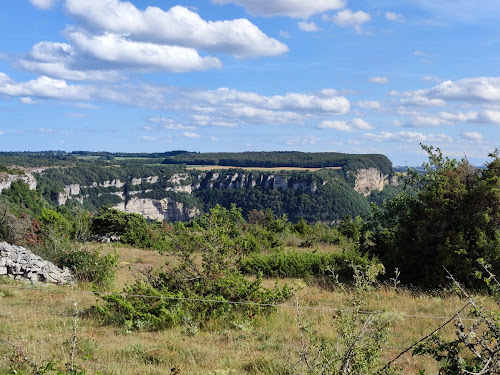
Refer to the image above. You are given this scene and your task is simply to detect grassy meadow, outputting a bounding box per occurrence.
[0,243,484,375]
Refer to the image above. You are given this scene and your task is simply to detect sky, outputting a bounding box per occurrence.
[1,1,500,166]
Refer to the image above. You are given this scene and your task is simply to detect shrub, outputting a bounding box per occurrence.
[239,250,375,282]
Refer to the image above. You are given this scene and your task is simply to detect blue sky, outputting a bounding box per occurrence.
[1,0,500,165]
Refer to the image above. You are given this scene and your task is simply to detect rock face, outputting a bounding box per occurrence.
[0,242,73,284]
[0,173,37,194]
[113,197,200,222]
[354,168,390,196]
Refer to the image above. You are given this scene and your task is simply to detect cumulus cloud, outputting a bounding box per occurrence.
[329,9,371,32]
[67,31,222,72]
[355,100,382,109]
[298,21,321,32]
[405,116,453,127]
[482,110,500,125]
[462,131,484,143]
[211,0,346,18]
[318,118,374,132]
[421,75,441,83]
[385,11,405,22]
[189,88,350,114]
[0,73,91,100]
[439,111,479,122]
[363,131,453,143]
[64,1,288,58]
[398,77,500,104]
[18,41,123,81]
[184,132,201,138]
[29,0,59,10]
[400,97,446,107]
[368,76,389,84]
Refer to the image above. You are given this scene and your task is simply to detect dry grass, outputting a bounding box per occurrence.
[0,244,490,374]
[186,165,341,172]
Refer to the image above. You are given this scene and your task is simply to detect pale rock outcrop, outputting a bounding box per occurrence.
[0,242,73,284]
[57,184,81,205]
[114,197,199,222]
[354,168,388,196]
[102,179,125,188]
[145,176,159,184]
[0,173,37,194]
[168,173,189,185]
[166,184,192,194]
[131,178,142,185]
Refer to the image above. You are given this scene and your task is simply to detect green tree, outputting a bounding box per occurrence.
[365,145,500,288]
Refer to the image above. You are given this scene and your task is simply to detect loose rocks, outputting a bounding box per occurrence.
[0,242,73,285]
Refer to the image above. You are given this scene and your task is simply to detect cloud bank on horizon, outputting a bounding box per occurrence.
[1,0,499,165]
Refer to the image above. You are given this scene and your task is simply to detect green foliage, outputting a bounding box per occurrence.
[95,205,291,330]
[162,151,394,175]
[91,207,171,250]
[1,181,42,214]
[239,250,375,282]
[365,145,500,288]
[53,247,118,287]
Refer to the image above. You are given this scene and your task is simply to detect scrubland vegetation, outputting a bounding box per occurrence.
[1,146,500,374]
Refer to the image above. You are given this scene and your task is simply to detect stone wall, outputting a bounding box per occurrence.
[0,242,73,284]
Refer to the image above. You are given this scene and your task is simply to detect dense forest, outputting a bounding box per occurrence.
[161,151,394,175]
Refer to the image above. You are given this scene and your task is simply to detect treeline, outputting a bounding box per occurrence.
[161,151,394,175]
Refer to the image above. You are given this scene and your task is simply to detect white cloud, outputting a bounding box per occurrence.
[405,116,453,127]
[421,75,441,83]
[399,77,500,103]
[348,140,360,145]
[363,131,453,143]
[140,136,157,141]
[413,50,430,57]
[298,21,320,32]
[190,88,350,114]
[279,30,290,39]
[462,131,484,143]
[330,9,371,32]
[0,73,91,100]
[385,11,405,22]
[210,136,219,142]
[29,0,59,10]
[211,0,346,18]
[355,100,382,109]
[20,97,34,104]
[481,110,500,125]
[368,76,389,84]
[67,31,222,72]
[184,132,201,138]
[439,111,479,122]
[318,118,374,132]
[400,97,446,107]
[36,128,56,133]
[64,1,288,58]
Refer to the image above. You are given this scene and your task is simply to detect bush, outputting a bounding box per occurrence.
[239,250,375,282]
[54,247,118,287]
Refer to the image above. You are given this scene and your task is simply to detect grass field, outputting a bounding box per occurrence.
[0,243,486,375]
[186,165,342,172]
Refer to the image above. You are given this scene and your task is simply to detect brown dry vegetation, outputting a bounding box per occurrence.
[0,244,490,374]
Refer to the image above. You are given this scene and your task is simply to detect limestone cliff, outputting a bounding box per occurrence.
[0,173,37,194]
[354,168,393,196]
[113,197,199,222]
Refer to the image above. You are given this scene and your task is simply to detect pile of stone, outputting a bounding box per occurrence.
[0,242,73,284]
